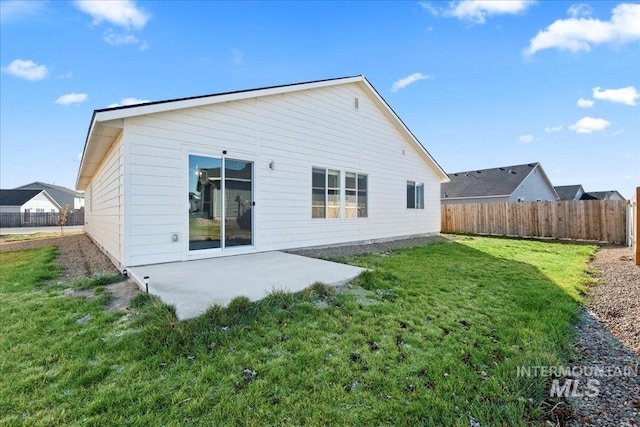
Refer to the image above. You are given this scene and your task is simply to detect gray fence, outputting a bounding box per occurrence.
[0,211,85,228]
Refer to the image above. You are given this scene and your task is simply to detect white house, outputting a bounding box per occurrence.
[15,182,84,211]
[441,162,559,205]
[0,189,61,214]
[76,75,449,271]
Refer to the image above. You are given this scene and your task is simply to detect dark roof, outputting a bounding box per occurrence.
[554,185,583,201]
[582,191,624,200]
[95,75,362,113]
[15,181,83,197]
[441,163,539,199]
[0,189,43,206]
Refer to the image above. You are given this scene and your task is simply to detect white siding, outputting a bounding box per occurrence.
[116,83,441,266]
[509,167,557,202]
[21,193,59,212]
[85,133,125,269]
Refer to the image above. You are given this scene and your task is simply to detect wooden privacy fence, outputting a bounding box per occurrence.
[441,200,628,244]
[0,211,85,228]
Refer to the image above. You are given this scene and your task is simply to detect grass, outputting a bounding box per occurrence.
[0,236,596,426]
[0,229,84,243]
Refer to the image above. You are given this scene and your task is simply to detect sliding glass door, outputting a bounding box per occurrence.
[188,155,253,251]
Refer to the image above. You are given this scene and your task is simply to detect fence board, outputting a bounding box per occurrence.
[441,200,627,244]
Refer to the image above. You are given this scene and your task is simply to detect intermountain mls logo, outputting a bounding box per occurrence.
[517,365,638,398]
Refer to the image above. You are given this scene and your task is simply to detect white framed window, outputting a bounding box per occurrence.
[345,172,367,218]
[312,168,341,219]
[407,181,424,209]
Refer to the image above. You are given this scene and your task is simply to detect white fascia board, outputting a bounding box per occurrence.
[358,78,450,183]
[94,76,365,123]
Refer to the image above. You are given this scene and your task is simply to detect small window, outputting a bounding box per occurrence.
[312,168,341,219]
[407,181,425,209]
[346,172,367,218]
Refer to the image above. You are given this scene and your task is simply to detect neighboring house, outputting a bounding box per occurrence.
[0,189,61,214]
[554,185,626,201]
[582,191,626,201]
[441,162,559,205]
[554,184,587,201]
[76,75,450,271]
[15,181,84,211]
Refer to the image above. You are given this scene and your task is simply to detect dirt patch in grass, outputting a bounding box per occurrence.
[1,232,141,311]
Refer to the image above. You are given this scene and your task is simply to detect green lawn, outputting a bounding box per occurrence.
[0,236,595,426]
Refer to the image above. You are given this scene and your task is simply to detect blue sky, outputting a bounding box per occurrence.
[1,0,638,198]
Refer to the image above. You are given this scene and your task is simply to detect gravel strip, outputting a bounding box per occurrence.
[569,245,640,427]
[288,235,450,258]
[1,233,119,283]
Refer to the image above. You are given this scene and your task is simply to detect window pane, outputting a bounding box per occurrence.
[345,172,356,190]
[189,154,222,250]
[345,189,357,218]
[358,190,367,217]
[327,170,340,188]
[312,168,326,218]
[406,181,415,209]
[312,168,326,188]
[416,183,424,209]
[328,189,340,218]
[358,174,367,191]
[312,188,325,218]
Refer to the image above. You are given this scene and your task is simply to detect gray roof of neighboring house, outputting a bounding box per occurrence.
[554,185,584,201]
[15,181,83,197]
[0,189,44,206]
[441,163,541,199]
[582,191,625,200]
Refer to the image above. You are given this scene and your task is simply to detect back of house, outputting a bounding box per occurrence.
[77,75,449,271]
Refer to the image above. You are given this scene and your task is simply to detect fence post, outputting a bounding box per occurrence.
[632,187,640,265]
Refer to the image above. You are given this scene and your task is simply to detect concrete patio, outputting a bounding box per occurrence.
[127,251,365,319]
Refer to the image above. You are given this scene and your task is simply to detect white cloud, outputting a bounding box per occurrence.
[391,72,431,93]
[231,48,244,65]
[525,3,640,56]
[1,59,48,81]
[567,4,592,19]
[59,71,73,79]
[577,98,594,108]
[569,116,611,134]
[518,134,534,143]
[544,125,563,132]
[105,30,138,45]
[55,93,88,106]
[106,97,150,108]
[592,86,639,106]
[75,0,149,30]
[424,1,534,24]
[0,0,46,23]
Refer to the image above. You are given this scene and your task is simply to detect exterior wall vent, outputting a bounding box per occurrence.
[354,97,359,110]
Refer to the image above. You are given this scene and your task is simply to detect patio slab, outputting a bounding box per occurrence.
[127,251,365,319]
